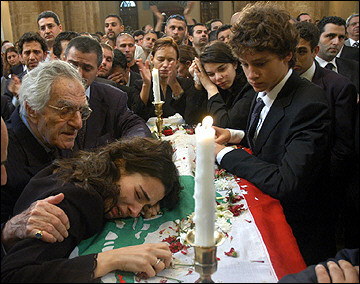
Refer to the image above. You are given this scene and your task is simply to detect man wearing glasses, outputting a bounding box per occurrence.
[1,60,89,224]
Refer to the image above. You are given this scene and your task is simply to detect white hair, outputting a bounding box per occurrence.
[19,60,85,117]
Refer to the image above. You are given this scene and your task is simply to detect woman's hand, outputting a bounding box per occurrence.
[142,203,160,219]
[95,243,172,279]
[136,58,151,85]
[191,58,218,97]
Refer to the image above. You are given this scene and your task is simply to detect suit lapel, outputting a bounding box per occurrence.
[252,73,295,154]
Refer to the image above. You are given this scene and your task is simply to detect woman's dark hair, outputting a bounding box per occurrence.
[53,137,182,213]
[200,40,247,85]
[3,46,19,77]
[179,44,197,64]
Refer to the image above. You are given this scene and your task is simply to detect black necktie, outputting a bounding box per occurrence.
[247,97,265,150]
[325,63,334,70]
[353,42,359,48]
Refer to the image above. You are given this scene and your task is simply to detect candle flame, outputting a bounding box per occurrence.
[202,116,213,128]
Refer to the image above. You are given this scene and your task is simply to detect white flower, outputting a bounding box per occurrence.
[215,217,232,233]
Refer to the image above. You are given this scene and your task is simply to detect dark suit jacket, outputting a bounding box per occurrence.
[220,72,336,265]
[1,94,15,121]
[1,108,61,223]
[312,61,357,168]
[70,80,151,152]
[207,80,255,130]
[335,57,359,92]
[339,45,359,62]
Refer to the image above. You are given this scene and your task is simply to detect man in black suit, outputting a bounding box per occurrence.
[294,21,358,250]
[1,60,89,224]
[315,16,359,93]
[64,36,151,152]
[214,3,336,266]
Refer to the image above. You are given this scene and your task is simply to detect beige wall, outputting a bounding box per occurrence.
[2,1,359,43]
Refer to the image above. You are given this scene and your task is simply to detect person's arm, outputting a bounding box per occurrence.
[137,58,152,105]
[150,5,164,32]
[1,193,70,252]
[183,1,196,26]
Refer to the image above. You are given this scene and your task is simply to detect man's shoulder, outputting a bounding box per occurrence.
[91,80,128,98]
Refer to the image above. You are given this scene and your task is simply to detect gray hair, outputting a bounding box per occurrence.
[19,60,85,117]
[346,13,359,27]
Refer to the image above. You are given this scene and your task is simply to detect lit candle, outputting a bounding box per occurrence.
[152,68,161,103]
[193,116,216,246]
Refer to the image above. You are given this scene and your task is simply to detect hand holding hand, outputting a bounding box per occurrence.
[2,193,70,249]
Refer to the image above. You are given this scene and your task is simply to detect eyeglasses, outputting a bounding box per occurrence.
[47,104,92,121]
[166,14,187,25]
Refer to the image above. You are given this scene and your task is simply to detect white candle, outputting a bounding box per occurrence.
[152,68,161,103]
[193,116,216,246]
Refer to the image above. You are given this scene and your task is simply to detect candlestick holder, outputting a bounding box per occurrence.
[186,229,225,283]
[152,101,165,139]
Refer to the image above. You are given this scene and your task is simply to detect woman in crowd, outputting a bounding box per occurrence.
[2,46,23,79]
[133,37,207,125]
[1,137,182,282]
[189,40,255,130]
[177,44,197,79]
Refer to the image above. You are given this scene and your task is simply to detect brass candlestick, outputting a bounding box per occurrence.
[152,101,165,139]
[186,230,225,283]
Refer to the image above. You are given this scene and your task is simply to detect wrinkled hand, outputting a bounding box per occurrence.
[316,260,359,283]
[2,193,70,247]
[8,75,21,98]
[213,126,231,145]
[136,58,151,85]
[142,203,161,219]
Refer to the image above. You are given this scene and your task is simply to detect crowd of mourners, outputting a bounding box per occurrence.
[1,2,359,283]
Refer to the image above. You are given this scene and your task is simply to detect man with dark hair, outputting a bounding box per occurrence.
[216,24,232,44]
[116,32,140,74]
[296,12,312,23]
[133,30,145,46]
[345,14,359,48]
[52,31,80,60]
[214,2,336,265]
[104,14,124,48]
[3,32,48,108]
[164,15,187,45]
[294,21,358,250]
[316,16,359,92]
[209,18,223,31]
[188,23,208,56]
[64,36,151,152]
[37,10,63,61]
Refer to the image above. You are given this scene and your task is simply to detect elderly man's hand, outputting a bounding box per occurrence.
[1,193,70,250]
[316,260,359,283]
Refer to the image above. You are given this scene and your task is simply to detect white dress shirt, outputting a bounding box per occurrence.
[315,56,338,73]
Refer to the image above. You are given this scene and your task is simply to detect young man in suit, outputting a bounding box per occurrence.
[293,21,358,250]
[213,2,336,265]
[315,16,359,92]
[64,36,151,152]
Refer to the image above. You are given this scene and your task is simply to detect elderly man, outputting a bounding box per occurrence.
[37,11,63,61]
[64,35,151,152]
[1,60,88,224]
[345,13,359,48]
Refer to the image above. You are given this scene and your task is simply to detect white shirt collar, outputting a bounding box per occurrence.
[315,56,338,72]
[257,68,293,108]
[348,38,359,47]
[85,85,91,99]
[299,61,316,82]
[126,72,131,87]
